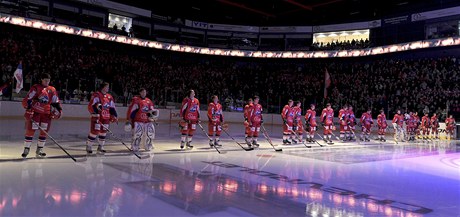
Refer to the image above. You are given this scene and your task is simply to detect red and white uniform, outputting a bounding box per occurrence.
[348,110,357,130]
[360,112,373,134]
[127,96,155,124]
[292,105,303,135]
[281,105,295,135]
[421,116,431,136]
[88,91,116,135]
[431,115,439,137]
[414,114,421,136]
[126,96,156,150]
[305,109,317,135]
[244,103,253,136]
[207,102,223,135]
[321,108,334,135]
[406,114,417,135]
[377,114,387,135]
[445,117,455,136]
[338,109,349,133]
[392,114,404,128]
[180,97,200,136]
[248,104,263,138]
[22,84,60,143]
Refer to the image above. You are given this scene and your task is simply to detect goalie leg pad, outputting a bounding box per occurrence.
[146,122,155,149]
[132,122,143,151]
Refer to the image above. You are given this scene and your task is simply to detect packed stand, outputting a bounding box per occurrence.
[0,23,459,120]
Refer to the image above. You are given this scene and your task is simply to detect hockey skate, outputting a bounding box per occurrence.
[180,141,185,149]
[35,147,46,158]
[245,137,252,146]
[283,139,290,145]
[380,138,386,142]
[97,145,106,154]
[327,139,334,144]
[21,147,30,158]
[252,140,260,148]
[186,141,193,149]
[214,140,222,147]
[86,145,93,155]
[209,140,214,147]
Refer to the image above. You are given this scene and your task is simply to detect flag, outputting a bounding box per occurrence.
[323,68,331,98]
[13,63,23,93]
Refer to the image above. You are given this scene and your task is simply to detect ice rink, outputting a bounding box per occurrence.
[0,119,459,217]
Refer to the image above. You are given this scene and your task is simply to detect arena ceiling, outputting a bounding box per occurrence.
[112,0,460,26]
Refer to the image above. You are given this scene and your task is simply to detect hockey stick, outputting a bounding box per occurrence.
[101,124,150,159]
[32,121,87,162]
[300,128,324,147]
[285,124,311,148]
[314,132,329,146]
[197,123,227,154]
[260,124,283,152]
[329,129,341,141]
[348,127,361,145]
[221,128,254,151]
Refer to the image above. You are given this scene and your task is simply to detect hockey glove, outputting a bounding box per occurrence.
[24,110,34,121]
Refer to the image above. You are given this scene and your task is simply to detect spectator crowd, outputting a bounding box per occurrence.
[1,23,459,120]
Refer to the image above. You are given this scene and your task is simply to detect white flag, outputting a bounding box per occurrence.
[13,63,23,93]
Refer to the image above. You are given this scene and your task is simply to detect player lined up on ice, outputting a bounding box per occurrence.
[179,90,200,149]
[246,96,263,147]
[360,108,373,142]
[321,103,335,144]
[281,99,295,145]
[85,82,118,154]
[207,95,224,147]
[125,88,159,152]
[21,73,63,158]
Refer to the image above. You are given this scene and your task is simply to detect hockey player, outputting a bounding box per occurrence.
[86,82,118,154]
[406,112,417,141]
[305,104,317,143]
[281,99,295,144]
[392,110,405,142]
[360,108,373,142]
[179,89,200,149]
[320,103,334,144]
[126,88,158,152]
[430,113,440,139]
[421,113,431,140]
[338,104,349,142]
[376,109,387,142]
[347,106,357,141]
[292,101,303,143]
[413,112,421,139]
[207,95,224,147]
[243,98,253,145]
[21,73,62,158]
[445,115,456,139]
[248,96,263,147]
